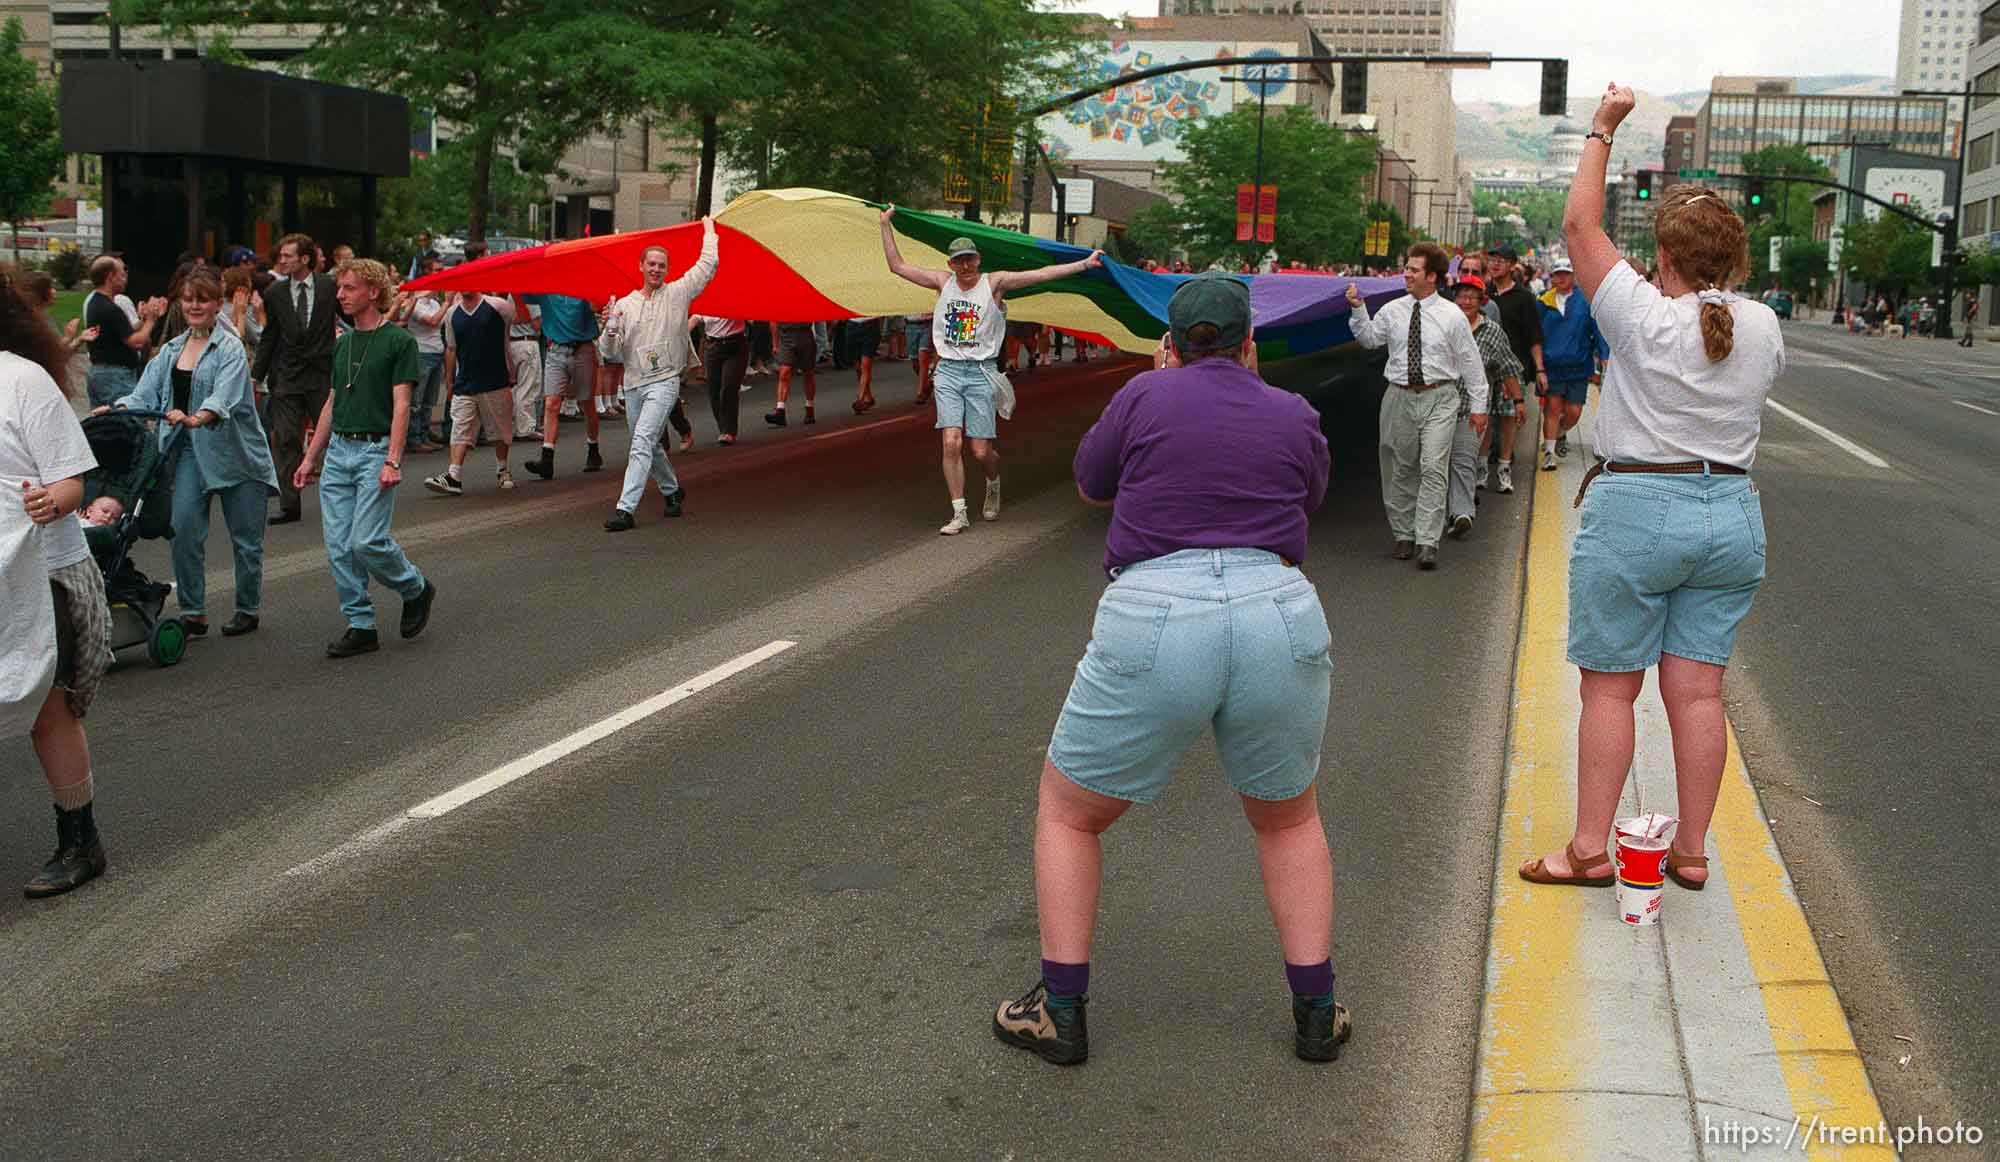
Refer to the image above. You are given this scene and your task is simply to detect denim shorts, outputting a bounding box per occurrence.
[1048,549,1333,804]
[1568,473,1766,672]
[1547,378,1591,405]
[933,358,1000,439]
[906,319,933,352]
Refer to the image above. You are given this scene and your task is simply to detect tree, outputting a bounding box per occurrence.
[0,19,64,263]
[1842,212,1934,300]
[715,0,1083,209]
[376,140,551,267]
[1119,105,1377,268]
[146,0,710,243]
[1739,145,1831,296]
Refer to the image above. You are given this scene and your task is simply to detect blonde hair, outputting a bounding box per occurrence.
[1654,184,1748,362]
[332,257,397,313]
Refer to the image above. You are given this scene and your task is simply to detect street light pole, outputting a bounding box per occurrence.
[1221,72,1275,264]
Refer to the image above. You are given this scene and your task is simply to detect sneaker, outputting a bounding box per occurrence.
[765,409,787,427]
[498,468,516,490]
[1556,433,1569,458]
[1449,514,1473,539]
[982,480,1002,521]
[325,626,380,658]
[939,511,971,536]
[400,579,436,640]
[993,982,1088,1066]
[1496,462,1515,494]
[663,488,684,519]
[584,443,605,472]
[1475,462,1489,491]
[603,509,636,533]
[1292,997,1353,1062]
[1541,450,1557,472]
[22,805,106,899]
[424,473,463,496]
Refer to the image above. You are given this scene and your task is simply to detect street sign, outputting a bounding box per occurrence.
[1050,177,1094,216]
[1240,49,1292,100]
[1828,226,1843,272]
[1769,236,1785,274]
[1677,168,1718,180]
[1933,229,1946,268]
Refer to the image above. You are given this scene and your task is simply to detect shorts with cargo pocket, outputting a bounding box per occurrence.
[1047,549,1333,804]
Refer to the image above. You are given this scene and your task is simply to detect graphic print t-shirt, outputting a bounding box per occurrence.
[932,275,1004,362]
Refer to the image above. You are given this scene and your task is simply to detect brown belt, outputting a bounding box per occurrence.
[1574,459,1748,507]
[1394,379,1445,393]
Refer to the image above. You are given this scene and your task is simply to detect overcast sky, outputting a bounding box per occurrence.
[1067,2,1907,105]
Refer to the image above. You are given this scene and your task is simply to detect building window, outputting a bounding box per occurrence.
[1977,64,2000,109]
[1983,0,2000,44]
[1965,196,1990,237]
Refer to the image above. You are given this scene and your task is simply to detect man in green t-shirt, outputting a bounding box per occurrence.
[296,259,438,658]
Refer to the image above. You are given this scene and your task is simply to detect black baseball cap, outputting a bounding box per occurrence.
[1490,243,1520,261]
[1168,273,1252,352]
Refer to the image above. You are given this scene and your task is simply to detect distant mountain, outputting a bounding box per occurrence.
[1458,75,1896,170]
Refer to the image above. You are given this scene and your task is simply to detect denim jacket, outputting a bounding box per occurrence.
[118,329,280,495]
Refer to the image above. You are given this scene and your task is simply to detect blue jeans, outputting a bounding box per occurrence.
[1047,549,1333,804]
[413,353,444,443]
[1568,472,1765,671]
[88,365,137,410]
[319,435,426,630]
[169,448,269,619]
[618,376,682,513]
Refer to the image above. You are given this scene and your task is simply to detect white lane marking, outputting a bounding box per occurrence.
[1953,399,2000,416]
[1833,361,1891,382]
[805,413,926,442]
[406,640,797,819]
[1765,400,1891,469]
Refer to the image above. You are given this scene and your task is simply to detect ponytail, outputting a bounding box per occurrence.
[1699,299,1735,363]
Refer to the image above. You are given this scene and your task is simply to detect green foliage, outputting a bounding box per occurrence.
[1842,212,1935,298]
[376,140,551,268]
[41,245,89,289]
[1953,245,2000,290]
[1471,185,1566,252]
[717,0,1084,207]
[1118,105,1377,267]
[0,18,64,257]
[1737,146,1827,234]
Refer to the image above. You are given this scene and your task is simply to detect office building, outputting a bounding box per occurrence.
[1693,77,1950,200]
[1159,0,1455,55]
[1663,115,1697,175]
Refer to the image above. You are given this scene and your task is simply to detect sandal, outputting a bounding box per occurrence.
[1666,850,1709,891]
[1518,841,1616,887]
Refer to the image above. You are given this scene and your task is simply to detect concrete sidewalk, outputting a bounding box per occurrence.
[1469,412,1893,1161]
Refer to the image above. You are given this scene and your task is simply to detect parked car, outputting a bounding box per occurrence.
[434,234,540,266]
[1763,290,1793,319]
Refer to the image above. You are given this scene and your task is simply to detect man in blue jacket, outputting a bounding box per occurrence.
[1536,258,1608,470]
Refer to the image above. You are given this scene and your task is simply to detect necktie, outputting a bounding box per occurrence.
[296,280,310,329]
[1408,298,1425,387]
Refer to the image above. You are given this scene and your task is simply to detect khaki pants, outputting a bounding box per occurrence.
[509,338,541,438]
[1378,381,1459,548]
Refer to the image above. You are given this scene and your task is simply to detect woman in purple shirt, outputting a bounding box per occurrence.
[993,274,1347,1068]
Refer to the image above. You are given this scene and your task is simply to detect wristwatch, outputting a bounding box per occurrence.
[1585,131,1614,146]
[386,459,401,470]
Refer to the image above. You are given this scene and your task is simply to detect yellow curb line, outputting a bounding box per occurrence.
[1713,723,1894,1159]
[1471,467,1890,1160]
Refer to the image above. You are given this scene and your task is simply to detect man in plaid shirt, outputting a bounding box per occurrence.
[1447,275,1523,539]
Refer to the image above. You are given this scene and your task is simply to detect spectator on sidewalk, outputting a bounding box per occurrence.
[597,220,720,532]
[425,288,519,496]
[1346,243,1490,570]
[878,208,1102,535]
[1446,274,1523,541]
[992,273,1342,1068]
[294,258,436,659]
[1536,258,1609,469]
[254,234,338,524]
[82,255,162,409]
[3,271,113,897]
[1520,84,1783,892]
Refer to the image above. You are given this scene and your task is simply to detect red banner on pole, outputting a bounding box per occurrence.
[1255,185,1277,243]
[1236,184,1255,242]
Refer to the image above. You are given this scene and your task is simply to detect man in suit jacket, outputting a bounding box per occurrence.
[254,232,339,523]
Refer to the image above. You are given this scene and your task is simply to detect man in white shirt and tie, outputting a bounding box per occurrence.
[1345,243,1489,570]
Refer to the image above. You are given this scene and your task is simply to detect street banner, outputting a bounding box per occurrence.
[1237,184,1255,241]
[1256,185,1277,244]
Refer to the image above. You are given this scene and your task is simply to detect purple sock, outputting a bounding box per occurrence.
[1285,959,1334,998]
[1041,959,1090,999]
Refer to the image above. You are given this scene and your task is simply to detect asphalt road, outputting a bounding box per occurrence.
[1723,321,2000,1135]
[2,354,1537,1158]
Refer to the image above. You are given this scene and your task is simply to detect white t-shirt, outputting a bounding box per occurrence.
[1589,262,1785,469]
[0,352,97,736]
[408,295,446,356]
[933,275,1006,362]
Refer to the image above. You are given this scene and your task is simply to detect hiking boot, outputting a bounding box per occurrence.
[325,626,380,659]
[584,443,605,472]
[524,448,555,480]
[939,511,971,536]
[1292,997,1353,1062]
[424,473,463,496]
[23,804,106,899]
[993,981,1088,1065]
[400,579,436,640]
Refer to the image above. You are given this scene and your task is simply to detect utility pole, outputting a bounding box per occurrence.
[1902,82,1971,338]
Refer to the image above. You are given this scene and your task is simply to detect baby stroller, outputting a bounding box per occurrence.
[78,410,190,667]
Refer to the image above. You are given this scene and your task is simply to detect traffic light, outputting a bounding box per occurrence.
[1635,171,1653,201]
[1540,60,1568,117]
[1746,178,1766,209]
[1341,60,1367,116]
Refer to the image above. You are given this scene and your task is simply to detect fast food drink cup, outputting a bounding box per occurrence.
[1615,834,1670,926]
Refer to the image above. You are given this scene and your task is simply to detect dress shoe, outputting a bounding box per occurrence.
[663,488,685,518]
[220,613,259,637]
[400,579,436,639]
[325,626,380,658]
[1416,545,1439,570]
[1391,539,1416,560]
